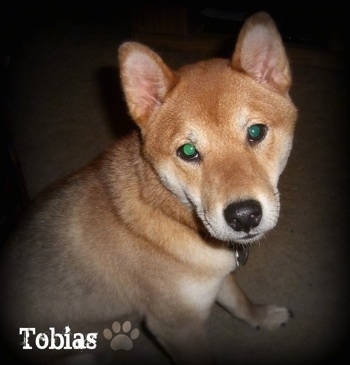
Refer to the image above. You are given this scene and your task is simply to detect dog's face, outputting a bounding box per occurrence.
[119,12,297,244]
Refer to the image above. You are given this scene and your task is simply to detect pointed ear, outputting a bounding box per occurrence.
[231,12,291,93]
[118,42,177,127]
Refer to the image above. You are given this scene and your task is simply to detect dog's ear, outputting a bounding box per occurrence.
[118,42,177,127]
[231,12,291,93]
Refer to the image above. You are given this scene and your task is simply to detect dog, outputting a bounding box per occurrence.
[1,11,297,364]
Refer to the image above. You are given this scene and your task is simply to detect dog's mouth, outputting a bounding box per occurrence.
[198,218,263,245]
[240,233,259,240]
[197,210,265,244]
[231,232,263,245]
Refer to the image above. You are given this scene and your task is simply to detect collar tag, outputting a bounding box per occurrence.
[233,244,250,267]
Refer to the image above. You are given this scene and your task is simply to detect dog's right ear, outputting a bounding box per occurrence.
[118,42,177,127]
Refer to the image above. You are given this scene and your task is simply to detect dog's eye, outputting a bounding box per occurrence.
[247,124,267,143]
[177,143,200,161]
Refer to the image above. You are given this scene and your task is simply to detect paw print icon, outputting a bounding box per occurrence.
[103,321,139,351]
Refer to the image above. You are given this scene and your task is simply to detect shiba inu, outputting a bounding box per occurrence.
[1,11,297,364]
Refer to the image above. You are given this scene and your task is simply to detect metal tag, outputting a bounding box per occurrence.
[234,244,250,266]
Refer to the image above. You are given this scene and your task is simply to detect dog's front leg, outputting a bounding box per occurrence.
[146,315,214,365]
[216,273,291,330]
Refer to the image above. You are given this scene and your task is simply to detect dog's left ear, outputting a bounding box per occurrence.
[232,12,291,93]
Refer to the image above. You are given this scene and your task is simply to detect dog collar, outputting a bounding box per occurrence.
[228,243,250,267]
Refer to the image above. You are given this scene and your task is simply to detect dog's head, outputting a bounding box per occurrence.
[118,12,297,244]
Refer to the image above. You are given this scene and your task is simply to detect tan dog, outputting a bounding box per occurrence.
[1,12,297,364]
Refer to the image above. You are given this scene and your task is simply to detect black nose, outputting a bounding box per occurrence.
[224,200,262,233]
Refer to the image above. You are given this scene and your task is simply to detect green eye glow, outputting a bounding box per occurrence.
[182,143,196,156]
[178,143,199,161]
[247,124,266,143]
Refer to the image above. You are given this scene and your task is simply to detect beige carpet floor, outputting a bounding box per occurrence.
[2,8,349,365]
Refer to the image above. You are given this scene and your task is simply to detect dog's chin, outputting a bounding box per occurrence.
[197,212,268,245]
[200,224,264,245]
[232,232,263,245]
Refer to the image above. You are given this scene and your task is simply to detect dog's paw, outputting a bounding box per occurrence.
[250,304,293,330]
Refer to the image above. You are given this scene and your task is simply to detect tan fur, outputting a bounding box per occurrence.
[1,12,297,364]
